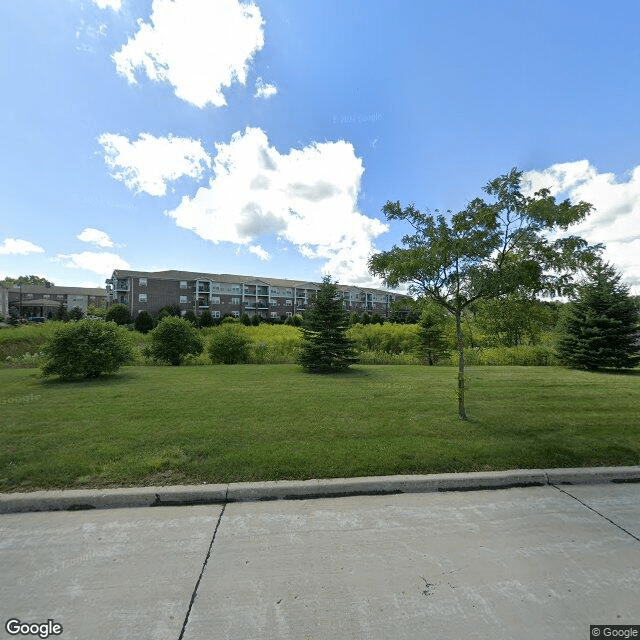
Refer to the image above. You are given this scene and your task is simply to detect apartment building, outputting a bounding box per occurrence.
[7,285,107,318]
[106,270,410,320]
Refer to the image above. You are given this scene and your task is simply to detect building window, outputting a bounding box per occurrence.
[285,299,292,305]
[286,312,292,317]
[212,311,221,318]
[179,296,188,304]
[180,281,187,289]
[270,312,279,319]
[43,294,50,299]
[231,297,240,305]
[138,294,147,302]
[231,285,241,293]
[232,310,240,317]
[139,278,147,286]
[211,297,220,304]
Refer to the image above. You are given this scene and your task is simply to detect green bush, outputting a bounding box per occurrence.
[208,324,252,364]
[147,316,204,366]
[41,320,133,379]
[134,310,154,334]
[347,323,420,354]
[105,304,131,326]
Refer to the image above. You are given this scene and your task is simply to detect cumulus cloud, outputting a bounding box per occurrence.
[93,0,122,9]
[248,244,270,260]
[254,77,278,99]
[524,161,640,292]
[166,127,388,285]
[54,252,130,277]
[98,132,211,196]
[0,238,45,255]
[112,0,265,108]
[77,227,120,248]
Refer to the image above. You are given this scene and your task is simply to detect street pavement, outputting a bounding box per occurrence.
[0,475,639,639]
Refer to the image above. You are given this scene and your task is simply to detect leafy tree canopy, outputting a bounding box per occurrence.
[1,275,54,288]
[369,167,601,419]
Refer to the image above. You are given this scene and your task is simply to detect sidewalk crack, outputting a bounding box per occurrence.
[178,487,228,640]
[550,484,640,543]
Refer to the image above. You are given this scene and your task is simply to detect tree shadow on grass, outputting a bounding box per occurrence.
[39,369,142,387]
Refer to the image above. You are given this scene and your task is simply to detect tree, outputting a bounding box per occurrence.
[67,307,84,322]
[1,275,54,288]
[297,276,358,373]
[416,305,451,365]
[134,310,154,334]
[369,167,600,419]
[199,310,214,327]
[208,324,252,364]
[556,262,640,370]
[147,316,204,366]
[184,309,198,326]
[105,303,131,326]
[472,294,558,347]
[41,320,133,380]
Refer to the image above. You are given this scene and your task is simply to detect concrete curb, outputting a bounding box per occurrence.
[1,466,639,514]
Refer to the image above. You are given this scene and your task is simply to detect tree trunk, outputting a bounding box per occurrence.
[456,310,467,420]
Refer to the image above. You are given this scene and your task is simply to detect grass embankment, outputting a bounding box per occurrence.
[1,365,638,492]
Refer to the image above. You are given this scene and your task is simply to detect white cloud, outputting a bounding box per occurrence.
[254,77,277,99]
[112,0,265,108]
[93,0,122,10]
[77,227,119,248]
[54,252,130,277]
[166,127,389,285]
[248,244,270,260]
[98,132,211,196]
[524,161,640,292]
[0,238,45,255]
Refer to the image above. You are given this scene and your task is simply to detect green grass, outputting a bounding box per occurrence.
[1,365,639,492]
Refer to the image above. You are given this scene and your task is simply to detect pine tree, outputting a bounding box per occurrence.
[556,263,640,370]
[297,276,358,373]
[416,307,451,365]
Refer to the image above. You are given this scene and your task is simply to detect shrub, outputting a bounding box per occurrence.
[134,310,154,334]
[199,310,214,327]
[208,324,252,364]
[105,304,131,326]
[41,320,133,379]
[67,307,84,322]
[147,316,204,366]
[184,309,198,326]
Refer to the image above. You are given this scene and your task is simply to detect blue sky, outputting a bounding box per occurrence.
[2,0,640,293]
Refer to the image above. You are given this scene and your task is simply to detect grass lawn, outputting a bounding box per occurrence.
[1,364,639,492]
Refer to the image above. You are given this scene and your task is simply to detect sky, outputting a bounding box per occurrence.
[1,0,640,294]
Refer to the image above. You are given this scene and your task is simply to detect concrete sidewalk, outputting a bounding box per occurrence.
[1,469,639,639]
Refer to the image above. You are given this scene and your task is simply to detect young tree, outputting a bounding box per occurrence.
[134,310,154,334]
[416,306,451,365]
[147,316,204,366]
[41,320,133,380]
[556,262,640,370]
[105,303,131,326]
[297,276,358,373]
[199,309,214,327]
[369,167,600,419]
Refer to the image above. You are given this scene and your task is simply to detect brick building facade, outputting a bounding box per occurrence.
[106,270,410,320]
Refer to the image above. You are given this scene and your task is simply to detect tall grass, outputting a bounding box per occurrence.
[2,320,564,368]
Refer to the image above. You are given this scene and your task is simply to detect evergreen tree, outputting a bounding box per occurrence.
[199,310,214,327]
[297,276,358,373]
[416,306,451,365]
[134,310,154,334]
[556,263,640,370]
